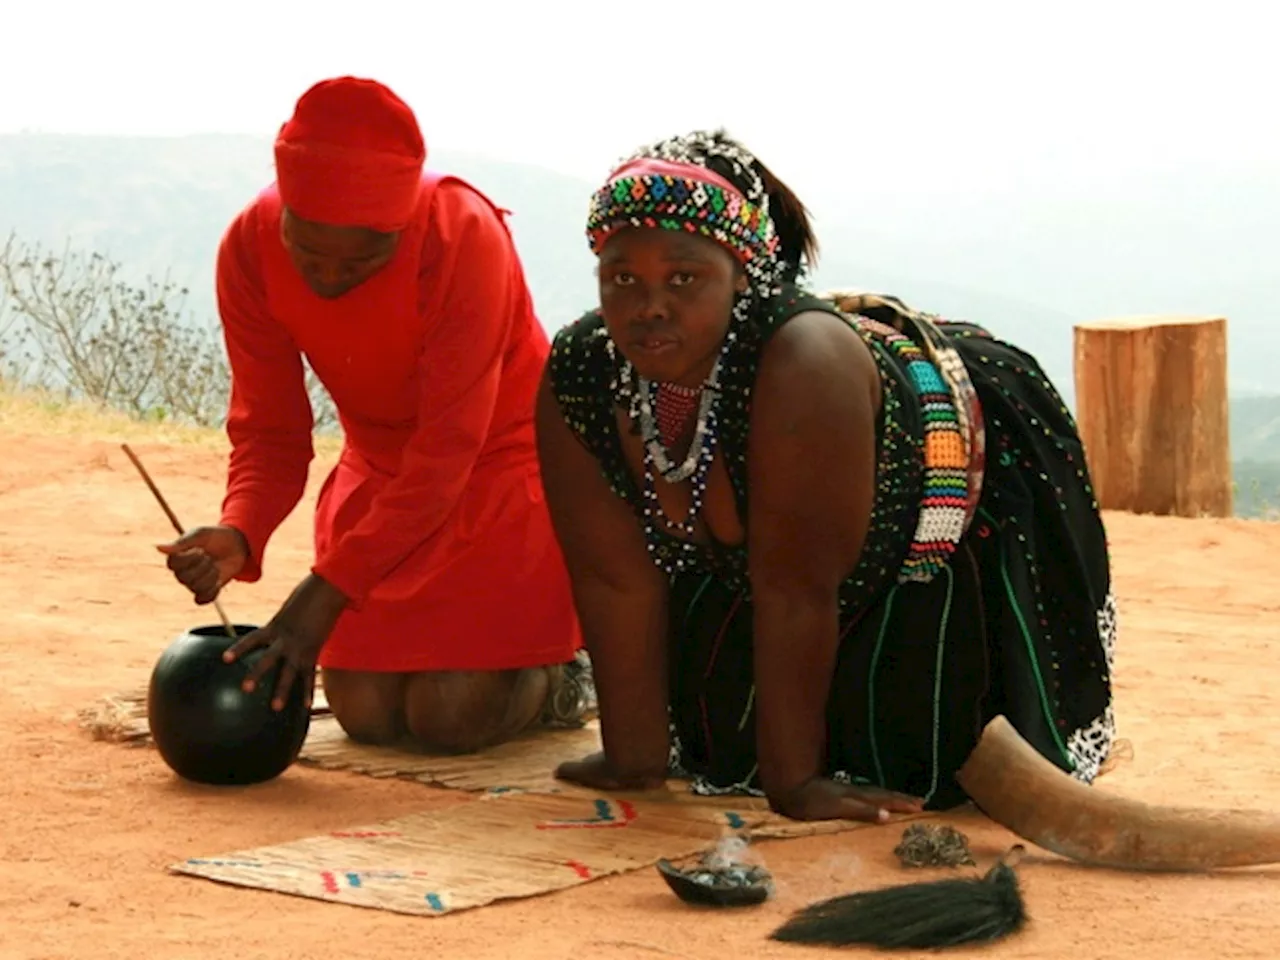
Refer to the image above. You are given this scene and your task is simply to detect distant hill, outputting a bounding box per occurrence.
[1231,395,1280,462]
[0,133,599,328]
[0,134,1084,373]
[1231,396,1280,518]
[0,133,1275,514]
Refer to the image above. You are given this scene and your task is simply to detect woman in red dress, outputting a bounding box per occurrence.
[160,77,587,752]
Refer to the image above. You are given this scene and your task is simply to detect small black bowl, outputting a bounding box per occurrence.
[656,857,774,908]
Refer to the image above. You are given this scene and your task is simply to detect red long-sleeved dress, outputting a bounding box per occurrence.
[213,172,581,673]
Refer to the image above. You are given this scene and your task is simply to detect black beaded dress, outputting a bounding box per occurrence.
[547,284,1117,810]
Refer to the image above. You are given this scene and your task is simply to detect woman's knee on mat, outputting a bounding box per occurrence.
[321,668,408,745]
[403,667,551,754]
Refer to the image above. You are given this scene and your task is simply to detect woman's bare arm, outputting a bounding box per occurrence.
[534,365,671,782]
[747,311,882,806]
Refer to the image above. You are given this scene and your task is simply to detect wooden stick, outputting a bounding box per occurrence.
[120,443,237,640]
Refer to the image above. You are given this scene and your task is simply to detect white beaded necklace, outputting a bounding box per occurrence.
[637,355,722,483]
[609,321,743,546]
[635,358,722,539]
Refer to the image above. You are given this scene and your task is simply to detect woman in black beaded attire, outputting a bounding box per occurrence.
[534,129,1117,822]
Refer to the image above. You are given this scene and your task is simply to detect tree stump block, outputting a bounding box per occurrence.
[1073,315,1232,518]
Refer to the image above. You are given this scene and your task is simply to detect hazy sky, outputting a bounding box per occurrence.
[4,0,1275,204]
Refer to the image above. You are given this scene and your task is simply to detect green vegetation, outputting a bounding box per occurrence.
[1234,461,1280,520]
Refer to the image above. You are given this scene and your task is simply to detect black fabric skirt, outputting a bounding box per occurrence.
[665,322,1118,810]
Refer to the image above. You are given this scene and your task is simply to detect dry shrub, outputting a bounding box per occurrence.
[0,232,337,432]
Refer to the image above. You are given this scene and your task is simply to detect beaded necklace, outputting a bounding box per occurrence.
[652,381,702,449]
[634,356,723,538]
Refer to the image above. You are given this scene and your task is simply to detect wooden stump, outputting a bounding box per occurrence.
[1073,315,1232,518]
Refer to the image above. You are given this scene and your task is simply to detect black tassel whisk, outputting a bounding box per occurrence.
[769,845,1028,950]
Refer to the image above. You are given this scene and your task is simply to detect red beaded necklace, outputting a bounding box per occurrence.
[653,381,702,449]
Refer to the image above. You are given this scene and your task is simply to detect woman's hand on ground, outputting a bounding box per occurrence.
[767,776,925,823]
[223,574,350,711]
[554,752,667,792]
[156,525,249,604]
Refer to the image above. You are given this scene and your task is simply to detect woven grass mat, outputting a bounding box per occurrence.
[172,788,888,917]
[79,684,602,794]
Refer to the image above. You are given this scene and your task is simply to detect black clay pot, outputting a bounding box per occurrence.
[146,624,311,786]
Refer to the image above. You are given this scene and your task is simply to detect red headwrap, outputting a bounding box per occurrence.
[274,77,426,233]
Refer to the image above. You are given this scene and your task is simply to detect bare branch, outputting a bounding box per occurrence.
[0,233,339,431]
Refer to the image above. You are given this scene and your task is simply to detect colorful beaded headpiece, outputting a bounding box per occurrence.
[584,129,792,303]
[587,157,780,270]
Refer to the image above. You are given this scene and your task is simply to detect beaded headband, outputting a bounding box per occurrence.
[586,156,781,270]
[586,130,800,304]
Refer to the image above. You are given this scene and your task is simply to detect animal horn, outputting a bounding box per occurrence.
[955,715,1280,872]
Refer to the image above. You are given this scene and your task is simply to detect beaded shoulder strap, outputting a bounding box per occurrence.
[819,289,987,584]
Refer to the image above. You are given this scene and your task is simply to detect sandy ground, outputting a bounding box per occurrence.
[2,390,1279,960]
